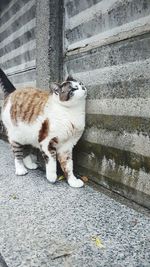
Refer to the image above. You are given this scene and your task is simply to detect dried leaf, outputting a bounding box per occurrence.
[58,175,65,181]
[91,236,105,249]
[81,176,89,182]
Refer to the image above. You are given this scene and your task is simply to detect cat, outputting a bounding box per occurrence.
[0,68,87,188]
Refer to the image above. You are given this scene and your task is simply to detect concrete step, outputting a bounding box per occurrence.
[0,140,149,267]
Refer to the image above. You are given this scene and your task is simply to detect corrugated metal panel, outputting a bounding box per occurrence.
[64,0,150,207]
[0,0,36,90]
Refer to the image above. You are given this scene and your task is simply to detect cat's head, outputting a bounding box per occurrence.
[51,76,87,105]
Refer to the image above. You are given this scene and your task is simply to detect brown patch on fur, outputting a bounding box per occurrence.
[57,153,71,178]
[48,137,58,158]
[38,119,49,143]
[10,87,50,124]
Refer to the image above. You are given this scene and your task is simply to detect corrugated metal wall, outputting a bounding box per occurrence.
[0,0,36,95]
[64,0,150,207]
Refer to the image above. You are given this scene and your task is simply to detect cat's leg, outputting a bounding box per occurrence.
[23,154,38,170]
[41,138,57,183]
[57,148,84,188]
[10,141,28,175]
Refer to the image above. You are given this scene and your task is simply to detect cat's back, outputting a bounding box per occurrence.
[3,87,50,124]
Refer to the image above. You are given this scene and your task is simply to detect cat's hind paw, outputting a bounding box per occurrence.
[15,166,28,176]
[23,155,38,170]
[68,177,84,188]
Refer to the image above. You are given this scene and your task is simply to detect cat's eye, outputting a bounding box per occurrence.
[68,91,74,97]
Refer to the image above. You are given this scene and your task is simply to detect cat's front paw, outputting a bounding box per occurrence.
[15,166,28,176]
[47,172,57,184]
[68,177,84,188]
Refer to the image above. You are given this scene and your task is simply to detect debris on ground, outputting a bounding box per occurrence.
[81,176,89,182]
[91,236,105,249]
[58,175,65,181]
[9,194,18,200]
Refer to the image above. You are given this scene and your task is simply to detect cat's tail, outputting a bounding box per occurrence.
[0,68,16,98]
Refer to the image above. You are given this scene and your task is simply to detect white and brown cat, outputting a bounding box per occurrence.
[0,68,87,187]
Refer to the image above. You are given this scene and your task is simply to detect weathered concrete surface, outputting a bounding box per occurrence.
[0,140,150,267]
[35,0,50,89]
[36,0,63,89]
[64,0,150,208]
[65,0,150,46]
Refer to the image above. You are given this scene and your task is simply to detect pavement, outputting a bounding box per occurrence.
[0,139,150,267]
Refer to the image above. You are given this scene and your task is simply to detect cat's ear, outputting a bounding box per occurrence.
[50,83,61,95]
[66,75,74,81]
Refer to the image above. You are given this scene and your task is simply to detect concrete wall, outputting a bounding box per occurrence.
[0,0,36,95]
[64,0,150,208]
[36,0,63,89]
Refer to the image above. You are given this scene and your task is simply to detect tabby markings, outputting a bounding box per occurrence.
[10,88,49,124]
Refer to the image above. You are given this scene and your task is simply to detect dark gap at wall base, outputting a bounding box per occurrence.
[75,164,150,210]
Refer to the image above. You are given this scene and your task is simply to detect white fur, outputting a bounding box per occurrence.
[60,156,84,188]
[68,176,84,188]
[2,80,87,187]
[15,158,28,175]
[41,139,57,183]
[23,155,38,170]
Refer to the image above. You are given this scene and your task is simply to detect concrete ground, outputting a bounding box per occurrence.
[0,140,150,267]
